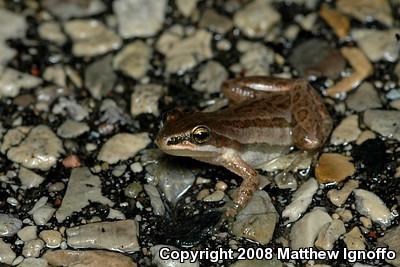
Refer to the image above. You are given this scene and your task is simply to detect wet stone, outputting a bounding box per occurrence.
[39,230,62,248]
[31,204,56,226]
[233,0,280,38]
[343,226,365,250]
[282,178,318,223]
[124,182,143,199]
[44,250,137,267]
[22,238,44,258]
[236,41,275,76]
[231,259,282,267]
[64,19,122,57]
[0,8,26,41]
[319,4,350,39]
[38,21,67,45]
[113,0,166,38]
[0,42,16,68]
[337,0,393,26]
[17,258,48,267]
[314,219,346,251]
[363,110,400,141]
[114,41,152,80]
[0,68,42,98]
[6,125,64,171]
[232,191,278,245]
[330,115,361,145]
[352,29,399,62]
[130,84,166,117]
[290,208,332,250]
[193,61,228,94]
[315,153,356,184]
[18,167,45,189]
[156,28,212,74]
[289,39,345,79]
[199,9,233,34]
[346,82,382,112]
[378,226,400,267]
[56,167,114,222]
[327,179,359,207]
[17,226,37,242]
[353,189,394,227]
[42,0,106,20]
[203,190,225,202]
[144,184,165,216]
[150,158,195,205]
[57,119,89,139]
[85,54,117,99]
[176,0,198,17]
[98,133,150,164]
[151,245,199,267]
[0,239,15,264]
[66,220,140,253]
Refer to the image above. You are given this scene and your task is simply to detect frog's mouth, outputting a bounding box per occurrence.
[155,137,220,157]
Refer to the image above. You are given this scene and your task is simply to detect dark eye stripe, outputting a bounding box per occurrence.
[167,135,190,145]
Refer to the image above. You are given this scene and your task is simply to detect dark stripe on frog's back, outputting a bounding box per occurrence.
[204,96,294,145]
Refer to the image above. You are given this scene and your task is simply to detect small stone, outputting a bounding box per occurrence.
[360,217,372,229]
[38,21,66,45]
[343,227,365,250]
[0,8,26,42]
[315,153,356,184]
[289,39,345,79]
[39,230,62,248]
[62,155,81,169]
[130,84,166,116]
[237,42,275,76]
[233,0,280,38]
[177,0,199,16]
[42,0,106,19]
[43,65,66,87]
[203,190,225,202]
[364,110,400,141]
[346,83,382,112]
[196,189,210,200]
[330,115,361,145]
[7,125,64,171]
[17,226,37,242]
[114,41,152,80]
[193,61,228,94]
[85,54,117,99]
[0,239,16,265]
[319,4,350,39]
[215,181,228,191]
[391,99,400,110]
[144,184,165,216]
[314,219,346,250]
[64,19,122,57]
[18,167,45,189]
[57,120,89,139]
[0,214,22,237]
[56,167,113,222]
[260,151,312,172]
[231,258,283,267]
[17,258,48,267]
[66,220,139,253]
[98,133,150,164]
[52,97,89,121]
[232,191,278,245]
[44,250,137,267]
[0,68,42,98]
[157,28,212,74]
[124,182,143,199]
[22,238,45,258]
[290,208,332,250]
[113,0,166,38]
[337,0,393,26]
[326,47,373,97]
[327,179,359,207]
[352,29,399,62]
[32,206,56,226]
[112,164,126,177]
[356,130,376,145]
[282,178,318,223]
[199,9,233,34]
[130,162,143,173]
[148,158,195,205]
[0,42,16,68]
[378,226,400,266]
[353,189,394,227]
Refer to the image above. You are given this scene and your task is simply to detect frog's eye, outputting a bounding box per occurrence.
[192,126,210,144]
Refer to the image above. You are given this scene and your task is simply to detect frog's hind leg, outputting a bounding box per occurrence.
[221,76,305,104]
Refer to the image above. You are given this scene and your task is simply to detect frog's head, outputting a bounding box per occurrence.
[155,109,221,157]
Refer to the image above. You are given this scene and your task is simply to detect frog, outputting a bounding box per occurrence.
[155,76,333,217]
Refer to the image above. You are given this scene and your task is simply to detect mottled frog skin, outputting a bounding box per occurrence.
[156,76,333,216]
